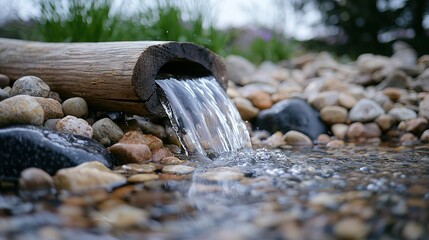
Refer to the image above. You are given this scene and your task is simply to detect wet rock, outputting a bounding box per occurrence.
[122,163,156,174]
[151,147,173,162]
[56,115,93,138]
[128,174,159,183]
[53,161,125,191]
[0,74,10,88]
[34,97,64,119]
[420,130,429,142]
[308,91,339,110]
[162,165,195,175]
[198,167,244,182]
[338,93,357,109]
[234,97,260,120]
[363,122,382,138]
[0,126,115,180]
[92,118,124,145]
[320,106,348,124]
[400,133,418,146]
[119,131,163,151]
[263,131,286,147]
[61,97,88,118]
[331,123,348,140]
[388,107,417,121]
[346,122,365,140]
[376,70,409,90]
[10,76,50,97]
[349,98,385,122]
[326,139,345,148]
[254,98,327,140]
[398,117,428,136]
[108,143,152,164]
[402,221,423,240]
[19,168,54,191]
[334,217,369,240]
[375,114,396,131]
[0,95,44,127]
[93,204,148,229]
[0,88,9,101]
[284,130,313,146]
[248,90,273,110]
[225,55,256,85]
[382,87,403,102]
[419,96,429,118]
[413,68,429,92]
[44,118,61,130]
[160,156,183,165]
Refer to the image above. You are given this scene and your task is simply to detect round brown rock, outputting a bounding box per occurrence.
[34,97,64,120]
[0,95,44,127]
[119,131,163,151]
[334,218,369,239]
[283,130,313,146]
[234,97,260,121]
[92,118,124,145]
[19,168,54,191]
[55,115,93,138]
[128,174,159,183]
[162,165,195,175]
[109,143,152,164]
[62,97,88,118]
[320,105,348,124]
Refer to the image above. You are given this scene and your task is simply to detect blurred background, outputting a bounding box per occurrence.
[0,0,428,63]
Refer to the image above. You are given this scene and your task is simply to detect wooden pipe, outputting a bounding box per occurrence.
[0,38,227,117]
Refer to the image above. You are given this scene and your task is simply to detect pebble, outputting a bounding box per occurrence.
[61,97,88,118]
[119,131,163,151]
[198,167,244,182]
[375,114,396,131]
[308,91,339,110]
[0,126,115,179]
[376,69,409,89]
[233,97,260,120]
[254,98,327,140]
[127,174,159,183]
[10,76,50,97]
[349,98,385,122]
[316,134,330,145]
[338,93,357,109]
[333,217,369,240]
[151,147,173,162]
[331,123,348,140]
[19,168,54,191]
[346,122,365,140]
[56,115,93,138]
[388,107,417,121]
[320,105,348,124]
[402,221,423,240]
[418,96,429,118]
[122,163,156,174]
[108,143,152,164]
[248,90,273,110]
[0,95,44,127]
[53,161,126,191]
[400,133,418,146]
[225,55,256,85]
[382,87,402,102]
[92,204,148,229]
[34,97,64,119]
[44,118,61,130]
[0,88,9,101]
[48,91,62,103]
[0,74,10,88]
[363,123,382,138]
[92,118,124,145]
[398,117,428,135]
[160,156,184,165]
[162,165,195,175]
[420,130,429,142]
[326,139,345,148]
[283,130,313,146]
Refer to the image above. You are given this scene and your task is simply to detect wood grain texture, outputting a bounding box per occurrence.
[0,38,226,116]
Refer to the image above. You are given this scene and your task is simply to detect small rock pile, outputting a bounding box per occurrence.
[226,41,429,147]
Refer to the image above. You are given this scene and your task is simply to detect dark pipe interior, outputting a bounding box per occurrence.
[156,60,212,80]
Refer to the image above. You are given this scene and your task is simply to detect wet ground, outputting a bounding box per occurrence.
[1,145,429,240]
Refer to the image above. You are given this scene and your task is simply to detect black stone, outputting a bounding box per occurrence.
[0,125,116,180]
[253,98,327,140]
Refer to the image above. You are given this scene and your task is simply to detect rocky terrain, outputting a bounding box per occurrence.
[0,41,428,239]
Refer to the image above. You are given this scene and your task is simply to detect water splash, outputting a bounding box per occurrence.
[156,76,251,156]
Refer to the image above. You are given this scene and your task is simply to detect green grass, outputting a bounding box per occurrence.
[1,0,297,63]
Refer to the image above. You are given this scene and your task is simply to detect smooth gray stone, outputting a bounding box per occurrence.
[0,125,116,180]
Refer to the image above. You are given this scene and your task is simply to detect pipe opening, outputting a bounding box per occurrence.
[156,60,212,79]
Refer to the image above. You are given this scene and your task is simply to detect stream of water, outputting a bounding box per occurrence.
[156,76,251,157]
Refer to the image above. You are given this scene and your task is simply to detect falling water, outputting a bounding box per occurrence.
[156,76,251,156]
